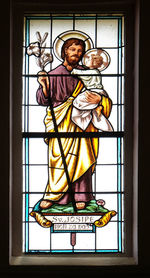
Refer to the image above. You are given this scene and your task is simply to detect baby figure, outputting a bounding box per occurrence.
[71,50,113,131]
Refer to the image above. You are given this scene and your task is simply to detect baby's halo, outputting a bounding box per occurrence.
[82,48,110,71]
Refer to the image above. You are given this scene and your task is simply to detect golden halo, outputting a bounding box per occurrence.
[53,30,94,62]
[82,48,111,71]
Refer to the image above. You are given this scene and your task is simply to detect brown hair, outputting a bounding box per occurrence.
[61,38,85,60]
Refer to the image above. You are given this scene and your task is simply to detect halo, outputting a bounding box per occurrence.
[53,30,94,62]
[82,48,111,71]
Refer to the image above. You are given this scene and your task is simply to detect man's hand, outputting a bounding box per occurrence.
[85,91,102,104]
[37,71,49,98]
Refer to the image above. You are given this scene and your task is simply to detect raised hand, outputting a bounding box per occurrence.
[37,71,49,97]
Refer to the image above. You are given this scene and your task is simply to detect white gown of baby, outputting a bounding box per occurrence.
[71,68,113,131]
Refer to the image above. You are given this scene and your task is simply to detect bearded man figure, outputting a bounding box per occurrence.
[36,37,112,210]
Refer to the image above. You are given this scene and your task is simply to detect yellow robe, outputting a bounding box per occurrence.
[43,81,112,201]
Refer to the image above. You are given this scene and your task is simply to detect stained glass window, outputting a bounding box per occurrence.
[22,14,124,254]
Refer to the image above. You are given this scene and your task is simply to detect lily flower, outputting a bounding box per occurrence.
[26,42,41,57]
[26,32,53,70]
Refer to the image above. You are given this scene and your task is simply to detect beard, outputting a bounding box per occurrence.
[65,53,81,66]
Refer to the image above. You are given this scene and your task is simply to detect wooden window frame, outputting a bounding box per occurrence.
[9,0,139,266]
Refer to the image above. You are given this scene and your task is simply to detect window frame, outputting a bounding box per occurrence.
[9,0,139,265]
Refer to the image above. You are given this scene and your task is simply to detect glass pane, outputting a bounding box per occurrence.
[97,19,118,47]
[75,19,96,46]
[30,19,51,47]
[22,14,125,254]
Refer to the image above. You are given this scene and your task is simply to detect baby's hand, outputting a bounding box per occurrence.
[95,105,103,117]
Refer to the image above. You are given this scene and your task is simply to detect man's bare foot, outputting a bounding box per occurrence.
[76,202,86,210]
[40,200,53,209]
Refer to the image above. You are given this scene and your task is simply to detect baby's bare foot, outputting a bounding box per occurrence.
[95,105,103,117]
[40,200,53,209]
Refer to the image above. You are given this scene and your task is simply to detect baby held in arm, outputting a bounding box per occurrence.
[71,65,113,131]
